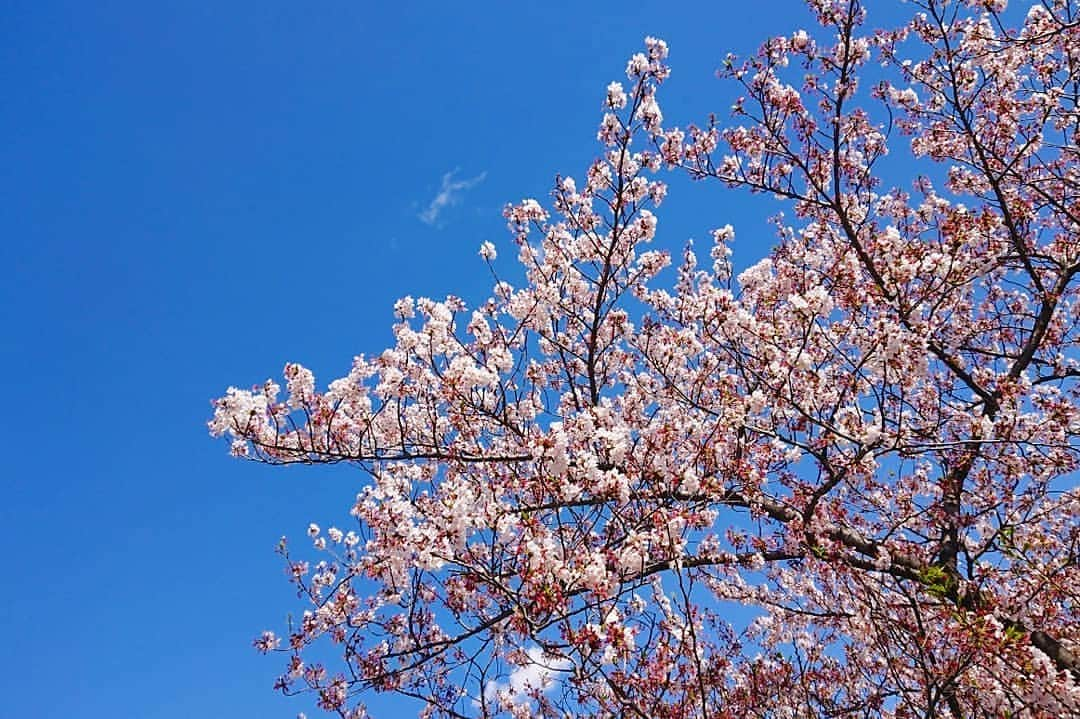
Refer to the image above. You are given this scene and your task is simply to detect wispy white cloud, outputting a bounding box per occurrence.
[418,169,487,226]
[482,646,571,708]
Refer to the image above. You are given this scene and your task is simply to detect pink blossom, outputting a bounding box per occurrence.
[212,18,1080,719]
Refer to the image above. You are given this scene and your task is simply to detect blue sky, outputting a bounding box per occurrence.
[2,1,916,717]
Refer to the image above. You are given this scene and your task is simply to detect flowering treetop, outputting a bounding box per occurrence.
[213,2,1080,717]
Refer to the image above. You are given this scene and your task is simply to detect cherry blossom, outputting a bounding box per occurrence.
[212,2,1080,717]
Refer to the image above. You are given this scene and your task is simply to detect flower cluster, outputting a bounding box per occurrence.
[212,6,1080,718]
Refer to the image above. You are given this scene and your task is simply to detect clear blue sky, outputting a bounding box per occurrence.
[2,2,912,717]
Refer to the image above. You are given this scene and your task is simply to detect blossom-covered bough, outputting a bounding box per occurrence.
[213,1,1080,717]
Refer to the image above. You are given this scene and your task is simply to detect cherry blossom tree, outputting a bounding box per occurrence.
[212,1,1080,716]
